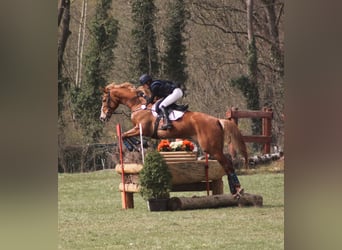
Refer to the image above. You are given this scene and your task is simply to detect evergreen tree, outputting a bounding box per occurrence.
[231,1,261,151]
[72,0,119,143]
[162,0,188,86]
[130,0,159,79]
[231,40,261,146]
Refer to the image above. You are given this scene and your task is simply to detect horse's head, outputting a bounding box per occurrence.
[100,84,119,122]
[100,82,142,122]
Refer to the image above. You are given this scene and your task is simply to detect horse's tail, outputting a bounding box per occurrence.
[219,119,249,168]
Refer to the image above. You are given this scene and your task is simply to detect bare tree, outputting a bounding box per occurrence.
[58,0,72,171]
[58,0,71,76]
[75,0,88,88]
[261,0,284,75]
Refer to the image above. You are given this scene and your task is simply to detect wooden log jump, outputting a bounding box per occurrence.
[226,107,273,154]
[115,126,264,210]
[116,161,264,210]
[168,193,263,211]
[115,154,226,208]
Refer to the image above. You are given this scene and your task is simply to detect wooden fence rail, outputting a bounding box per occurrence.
[226,107,273,154]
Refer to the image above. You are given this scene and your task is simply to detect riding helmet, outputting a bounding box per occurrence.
[139,74,152,85]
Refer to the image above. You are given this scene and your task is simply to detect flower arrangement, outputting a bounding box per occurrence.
[157,139,194,152]
[181,139,195,151]
[157,140,171,152]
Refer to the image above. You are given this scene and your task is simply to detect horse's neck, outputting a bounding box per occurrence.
[127,100,141,111]
[117,93,141,111]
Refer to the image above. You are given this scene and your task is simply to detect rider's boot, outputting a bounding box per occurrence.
[227,172,244,198]
[160,107,173,130]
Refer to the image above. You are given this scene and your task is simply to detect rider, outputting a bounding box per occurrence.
[139,74,183,130]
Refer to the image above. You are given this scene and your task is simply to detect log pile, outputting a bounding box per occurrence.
[248,152,284,167]
[168,193,263,211]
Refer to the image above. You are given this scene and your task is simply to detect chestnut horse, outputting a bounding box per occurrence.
[100,82,248,196]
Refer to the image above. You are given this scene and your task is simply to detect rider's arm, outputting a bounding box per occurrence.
[146,81,161,105]
[145,95,154,105]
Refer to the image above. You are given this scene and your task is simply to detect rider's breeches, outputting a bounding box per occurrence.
[160,88,183,108]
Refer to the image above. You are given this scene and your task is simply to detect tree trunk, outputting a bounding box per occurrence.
[246,0,261,145]
[261,0,283,75]
[246,0,254,45]
[75,0,88,87]
[58,0,71,75]
[246,0,257,83]
[168,193,263,211]
[58,0,65,27]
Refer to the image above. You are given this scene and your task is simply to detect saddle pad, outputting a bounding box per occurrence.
[151,104,185,121]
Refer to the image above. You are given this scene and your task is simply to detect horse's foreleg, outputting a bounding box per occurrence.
[122,125,140,138]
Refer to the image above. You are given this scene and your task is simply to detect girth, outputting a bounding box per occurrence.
[152,115,162,139]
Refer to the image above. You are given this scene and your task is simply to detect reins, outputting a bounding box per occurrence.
[131,107,152,113]
[112,110,131,118]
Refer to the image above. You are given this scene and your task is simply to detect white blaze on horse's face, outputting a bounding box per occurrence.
[100,102,107,121]
[100,92,111,122]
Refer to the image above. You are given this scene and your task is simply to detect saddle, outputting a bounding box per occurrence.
[152,99,189,120]
[151,100,189,138]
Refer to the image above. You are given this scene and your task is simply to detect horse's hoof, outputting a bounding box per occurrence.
[233,193,241,200]
[233,188,244,200]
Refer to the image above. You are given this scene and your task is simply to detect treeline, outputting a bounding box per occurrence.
[58,0,284,170]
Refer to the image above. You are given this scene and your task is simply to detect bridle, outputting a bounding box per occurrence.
[103,91,136,119]
[103,92,114,120]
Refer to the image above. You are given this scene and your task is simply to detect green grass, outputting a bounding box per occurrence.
[58,168,284,250]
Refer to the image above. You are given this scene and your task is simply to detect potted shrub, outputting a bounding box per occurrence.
[139,151,172,211]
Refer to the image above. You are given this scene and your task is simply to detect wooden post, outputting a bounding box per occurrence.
[262,107,273,154]
[116,124,127,209]
[205,153,210,196]
[228,107,239,125]
[118,182,140,209]
[211,179,223,195]
[226,107,238,157]
[122,192,134,209]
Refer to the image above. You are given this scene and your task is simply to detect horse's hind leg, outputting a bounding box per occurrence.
[197,127,243,196]
[213,152,244,197]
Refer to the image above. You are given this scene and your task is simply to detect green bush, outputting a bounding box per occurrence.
[139,151,172,200]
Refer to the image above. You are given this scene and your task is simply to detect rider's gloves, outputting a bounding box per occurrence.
[141,104,147,110]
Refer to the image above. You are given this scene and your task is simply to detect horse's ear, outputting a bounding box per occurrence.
[99,86,107,93]
[137,85,150,95]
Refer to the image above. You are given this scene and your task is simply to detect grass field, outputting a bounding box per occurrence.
[58,163,284,250]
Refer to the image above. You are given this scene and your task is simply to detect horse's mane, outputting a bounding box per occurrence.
[106,82,135,89]
[105,82,138,95]
[105,82,150,98]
